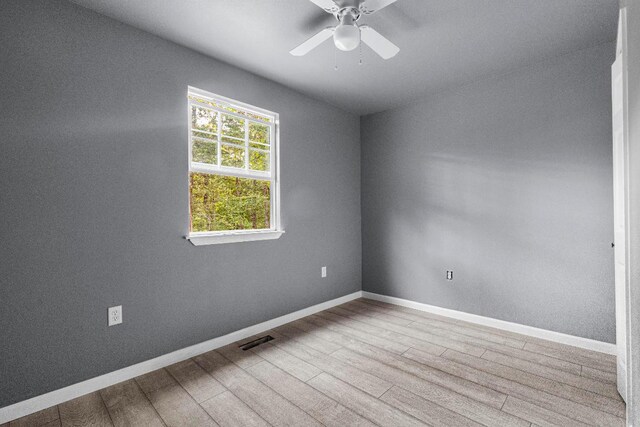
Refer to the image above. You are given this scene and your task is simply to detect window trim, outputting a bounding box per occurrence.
[186,87,283,245]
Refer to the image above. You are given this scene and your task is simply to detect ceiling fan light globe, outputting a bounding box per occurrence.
[334,24,360,51]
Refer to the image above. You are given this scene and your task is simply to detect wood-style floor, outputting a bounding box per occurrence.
[5,298,625,427]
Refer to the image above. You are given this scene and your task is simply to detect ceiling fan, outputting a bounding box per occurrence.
[290,0,400,60]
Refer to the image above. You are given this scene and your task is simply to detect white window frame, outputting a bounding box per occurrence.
[186,86,283,245]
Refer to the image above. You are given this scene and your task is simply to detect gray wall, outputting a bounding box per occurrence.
[0,0,361,407]
[622,0,640,421]
[361,42,616,343]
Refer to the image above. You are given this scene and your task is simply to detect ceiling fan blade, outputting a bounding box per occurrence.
[290,27,335,56]
[308,0,340,13]
[359,0,399,14]
[360,26,399,59]
[299,10,334,32]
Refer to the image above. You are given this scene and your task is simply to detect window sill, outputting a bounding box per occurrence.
[187,230,284,246]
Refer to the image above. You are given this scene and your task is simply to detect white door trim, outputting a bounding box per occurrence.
[613,6,631,405]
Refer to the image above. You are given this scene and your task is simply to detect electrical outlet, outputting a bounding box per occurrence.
[108,305,122,326]
[321,266,327,278]
[446,270,454,281]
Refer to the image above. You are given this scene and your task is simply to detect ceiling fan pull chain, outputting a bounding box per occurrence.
[359,42,363,65]
[334,47,338,71]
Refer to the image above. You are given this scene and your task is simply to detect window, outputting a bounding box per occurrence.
[187,87,282,245]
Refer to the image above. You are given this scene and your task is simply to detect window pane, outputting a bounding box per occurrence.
[192,138,217,164]
[249,149,269,172]
[249,122,270,145]
[222,114,245,139]
[221,144,245,168]
[190,172,271,232]
[191,106,217,135]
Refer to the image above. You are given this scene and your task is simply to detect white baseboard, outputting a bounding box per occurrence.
[3,289,615,424]
[362,291,616,355]
[0,291,363,424]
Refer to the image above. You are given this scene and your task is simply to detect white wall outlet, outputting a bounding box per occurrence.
[321,266,327,278]
[446,270,454,281]
[108,305,122,326]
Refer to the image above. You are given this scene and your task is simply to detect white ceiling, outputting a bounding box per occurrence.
[70,0,618,115]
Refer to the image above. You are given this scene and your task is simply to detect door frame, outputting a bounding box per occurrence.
[613,55,628,402]
[613,5,632,415]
